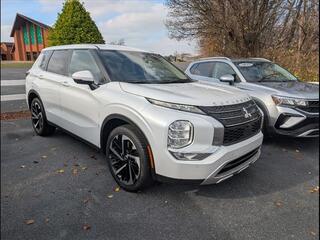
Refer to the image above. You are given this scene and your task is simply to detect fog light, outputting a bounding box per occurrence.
[168,120,193,149]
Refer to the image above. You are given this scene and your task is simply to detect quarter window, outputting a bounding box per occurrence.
[39,51,52,70]
[190,62,215,77]
[47,50,69,75]
[68,50,102,82]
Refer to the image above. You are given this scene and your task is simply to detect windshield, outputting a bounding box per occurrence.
[234,61,298,82]
[99,50,192,84]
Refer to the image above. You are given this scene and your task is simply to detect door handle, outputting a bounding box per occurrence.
[62,81,70,87]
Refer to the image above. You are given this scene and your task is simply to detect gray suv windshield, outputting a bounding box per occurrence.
[234,62,298,82]
[99,50,192,84]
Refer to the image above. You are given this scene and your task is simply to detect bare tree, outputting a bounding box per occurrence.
[166,0,319,81]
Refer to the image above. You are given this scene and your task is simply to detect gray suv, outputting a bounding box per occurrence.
[185,57,319,137]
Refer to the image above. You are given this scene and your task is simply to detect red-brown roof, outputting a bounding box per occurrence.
[10,13,51,37]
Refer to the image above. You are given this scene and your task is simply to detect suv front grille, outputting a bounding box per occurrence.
[199,100,262,145]
[297,100,319,113]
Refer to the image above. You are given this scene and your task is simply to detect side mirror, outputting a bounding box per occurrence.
[72,70,95,85]
[220,74,235,85]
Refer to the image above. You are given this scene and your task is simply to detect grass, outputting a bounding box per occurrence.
[1,61,34,69]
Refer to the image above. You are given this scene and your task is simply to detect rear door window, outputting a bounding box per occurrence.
[47,50,70,75]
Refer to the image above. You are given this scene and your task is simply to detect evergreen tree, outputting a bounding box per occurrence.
[48,0,105,46]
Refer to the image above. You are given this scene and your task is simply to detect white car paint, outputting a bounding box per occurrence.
[26,44,263,183]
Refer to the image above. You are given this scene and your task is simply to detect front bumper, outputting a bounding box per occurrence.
[273,106,319,137]
[156,132,263,183]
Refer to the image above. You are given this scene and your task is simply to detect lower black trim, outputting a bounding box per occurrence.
[47,121,101,151]
[155,174,204,185]
[274,113,319,136]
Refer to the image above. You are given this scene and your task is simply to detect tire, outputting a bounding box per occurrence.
[105,124,154,192]
[30,98,55,136]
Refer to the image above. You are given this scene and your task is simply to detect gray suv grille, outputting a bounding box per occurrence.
[199,100,262,145]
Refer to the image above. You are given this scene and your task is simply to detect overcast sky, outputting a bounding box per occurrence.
[1,0,197,55]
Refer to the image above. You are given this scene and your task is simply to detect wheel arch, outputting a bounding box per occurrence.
[27,90,41,109]
[100,114,151,154]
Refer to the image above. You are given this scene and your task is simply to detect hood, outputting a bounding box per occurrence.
[256,81,319,99]
[119,81,251,106]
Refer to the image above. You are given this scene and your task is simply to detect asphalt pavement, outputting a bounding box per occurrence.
[1,66,319,240]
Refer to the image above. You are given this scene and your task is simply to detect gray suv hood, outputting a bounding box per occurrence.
[256,81,319,99]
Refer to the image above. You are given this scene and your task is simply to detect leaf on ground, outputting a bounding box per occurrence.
[41,155,47,159]
[51,147,57,151]
[20,165,26,168]
[309,186,319,193]
[107,194,114,199]
[274,201,283,207]
[295,149,300,153]
[56,169,65,174]
[114,187,120,192]
[310,231,316,236]
[73,163,80,167]
[45,218,49,223]
[33,161,39,164]
[83,198,90,204]
[82,224,91,230]
[81,167,87,171]
[90,155,97,160]
[72,168,78,176]
[25,219,35,225]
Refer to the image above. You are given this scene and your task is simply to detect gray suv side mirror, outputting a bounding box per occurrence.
[220,74,235,85]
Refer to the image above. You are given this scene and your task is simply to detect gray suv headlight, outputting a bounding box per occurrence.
[147,98,205,114]
[168,120,193,149]
[272,95,308,107]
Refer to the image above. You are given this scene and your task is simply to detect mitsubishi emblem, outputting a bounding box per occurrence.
[243,107,252,119]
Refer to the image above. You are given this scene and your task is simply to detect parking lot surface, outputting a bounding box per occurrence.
[1,66,319,240]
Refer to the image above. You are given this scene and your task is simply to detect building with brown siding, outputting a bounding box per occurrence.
[9,13,51,61]
[1,42,14,60]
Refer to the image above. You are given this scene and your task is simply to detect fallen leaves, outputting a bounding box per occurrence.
[25,219,35,225]
[33,161,39,164]
[274,201,283,207]
[20,165,26,168]
[114,186,120,192]
[82,224,91,230]
[310,231,317,236]
[309,186,319,193]
[72,168,78,176]
[56,169,65,174]
[41,155,47,159]
[107,194,114,199]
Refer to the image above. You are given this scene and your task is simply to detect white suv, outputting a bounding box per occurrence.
[26,44,263,191]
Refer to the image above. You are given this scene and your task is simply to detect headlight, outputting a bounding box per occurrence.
[168,120,193,149]
[147,98,205,114]
[272,95,308,107]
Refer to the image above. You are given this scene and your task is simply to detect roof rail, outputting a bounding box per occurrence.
[250,58,271,62]
[199,56,231,61]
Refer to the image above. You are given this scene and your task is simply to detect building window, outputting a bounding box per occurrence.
[26,52,31,61]
[32,52,38,60]
[30,24,35,44]
[23,25,29,44]
[36,26,43,44]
